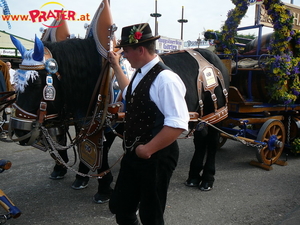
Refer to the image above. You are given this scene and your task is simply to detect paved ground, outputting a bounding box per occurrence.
[1,128,300,225]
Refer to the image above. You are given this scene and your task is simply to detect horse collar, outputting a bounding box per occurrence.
[186,49,228,124]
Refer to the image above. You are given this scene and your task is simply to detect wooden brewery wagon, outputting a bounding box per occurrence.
[219,50,299,170]
[212,0,300,170]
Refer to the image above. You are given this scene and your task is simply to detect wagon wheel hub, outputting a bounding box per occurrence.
[268,134,283,151]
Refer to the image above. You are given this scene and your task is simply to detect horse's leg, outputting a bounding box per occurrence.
[70,129,115,191]
[49,132,69,179]
[71,123,90,189]
[71,162,90,189]
[185,129,207,187]
[72,133,114,200]
[70,122,93,190]
[93,123,123,204]
[199,126,220,191]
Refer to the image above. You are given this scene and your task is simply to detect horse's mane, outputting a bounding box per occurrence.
[43,38,102,117]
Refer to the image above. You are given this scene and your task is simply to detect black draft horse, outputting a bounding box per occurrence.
[10,36,229,200]
[10,36,118,203]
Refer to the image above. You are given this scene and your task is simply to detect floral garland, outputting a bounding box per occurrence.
[218,0,300,150]
[218,0,249,55]
[218,0,300,104]
[263,0,300,104]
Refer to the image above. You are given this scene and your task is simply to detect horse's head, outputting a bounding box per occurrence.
[10,35,64,146]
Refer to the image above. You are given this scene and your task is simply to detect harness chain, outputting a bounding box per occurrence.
[287,115,291,145]
[199,119,264,151]
[40,126,123,178]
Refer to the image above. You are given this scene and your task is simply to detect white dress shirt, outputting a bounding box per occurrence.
[123,55,189,131]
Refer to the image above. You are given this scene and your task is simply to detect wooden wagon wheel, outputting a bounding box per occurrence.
[256,119,286,165]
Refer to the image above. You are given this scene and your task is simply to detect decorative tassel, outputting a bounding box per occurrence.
[14,70,39,93]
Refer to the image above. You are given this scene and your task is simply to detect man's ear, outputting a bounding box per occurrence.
[137,46,145,55]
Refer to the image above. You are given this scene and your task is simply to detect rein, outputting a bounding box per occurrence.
[0,91,15,111]
[77,58,113,140]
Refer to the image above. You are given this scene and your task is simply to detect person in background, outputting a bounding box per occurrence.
[0,60,13,139]
[5,61,15,90]
[0,60,12,93]
[108,23,189,225]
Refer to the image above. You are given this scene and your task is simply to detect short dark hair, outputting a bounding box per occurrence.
[132,40,156,54]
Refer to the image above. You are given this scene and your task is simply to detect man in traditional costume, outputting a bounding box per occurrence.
[108,23,189,225]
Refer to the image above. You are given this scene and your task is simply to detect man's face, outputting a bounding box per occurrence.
[122,46,141,69]
[6,62,11,69]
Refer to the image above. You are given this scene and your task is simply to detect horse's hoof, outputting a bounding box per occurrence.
[49,169,67,180]
[199,181,213,191]
[71,178,89,190]
[184,178,201,187]
[93,188,113,204]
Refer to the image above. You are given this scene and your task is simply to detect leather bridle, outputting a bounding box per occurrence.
[9,47,61,144]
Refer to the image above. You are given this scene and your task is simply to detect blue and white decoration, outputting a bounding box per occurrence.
[10,35,46,93]
[0,0,11,29]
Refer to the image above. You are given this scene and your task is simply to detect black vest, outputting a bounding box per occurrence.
[124,61,170,148]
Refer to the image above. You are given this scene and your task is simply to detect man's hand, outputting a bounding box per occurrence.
[135,144,151,159]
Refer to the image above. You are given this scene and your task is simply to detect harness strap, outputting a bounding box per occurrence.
[186,49,228,124]
[38,102,47,124]
[12,103,58,121]
[79,58,113,139]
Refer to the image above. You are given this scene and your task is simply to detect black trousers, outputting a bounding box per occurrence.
[109,141,179,225]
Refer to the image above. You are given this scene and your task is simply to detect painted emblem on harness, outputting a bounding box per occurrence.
[43,75,56,101]
[203,67,217,87]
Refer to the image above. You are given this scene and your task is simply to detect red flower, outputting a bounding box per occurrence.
[134,31,142,40]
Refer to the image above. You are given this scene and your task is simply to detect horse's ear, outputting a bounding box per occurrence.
[55,19,70,42]
[32,35,44,62]
[10,35,27,58]
[41,15,70,42]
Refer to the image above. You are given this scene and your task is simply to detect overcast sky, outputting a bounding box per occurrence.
[0,0,299,42]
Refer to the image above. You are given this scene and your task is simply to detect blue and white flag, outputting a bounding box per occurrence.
[0,0,11,29]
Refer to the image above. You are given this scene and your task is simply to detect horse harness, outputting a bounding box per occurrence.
[160,49,228,125]
[185,49,228,124]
